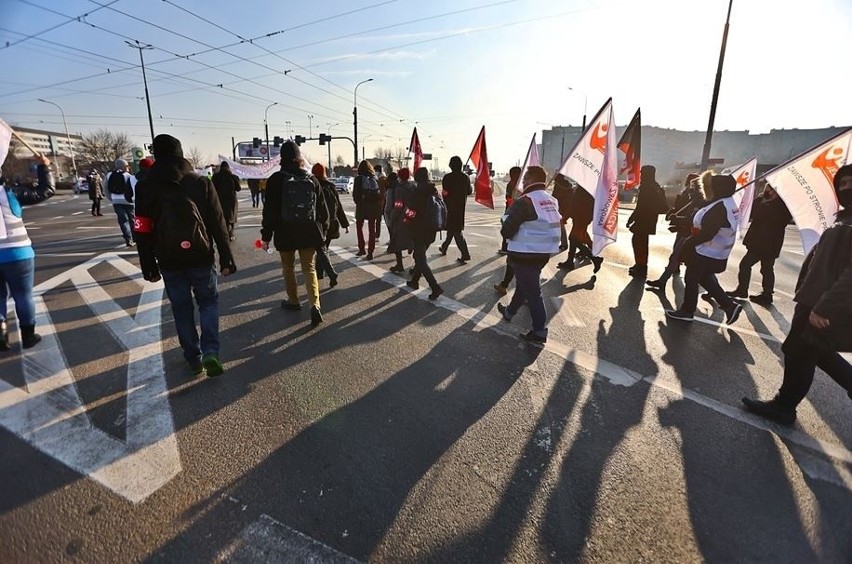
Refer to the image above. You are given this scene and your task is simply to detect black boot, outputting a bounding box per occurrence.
[646,271,672,290]
[0,320,9,351]
[21,325,42,349]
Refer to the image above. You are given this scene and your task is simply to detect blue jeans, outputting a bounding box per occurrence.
[161,266,219,363]
[113,203,135,243]
[0,258,36,326]
[507,257,548,335]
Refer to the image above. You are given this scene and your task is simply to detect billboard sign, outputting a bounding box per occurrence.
[238,143,280,160]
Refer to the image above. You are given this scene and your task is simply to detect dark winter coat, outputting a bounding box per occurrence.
[667,187,706,236]
[261,167,329,252]
[627,179,667,235]
[353,173,382,221]
[386,179,415,253]
[794,208,852,320]
[406,180,439,246]
[212,170,242,224]
[552,178,574,222]
[318,177,349,241]
[134,158,235,277]
[742,195,792,259]
[441,170,472,232]
[6,164,55,205]
[87,172,103,201]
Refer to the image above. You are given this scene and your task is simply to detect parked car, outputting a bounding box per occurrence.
[333,176,354,193]
[73,177,89,194]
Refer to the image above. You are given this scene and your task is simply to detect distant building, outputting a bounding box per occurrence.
[11,126,83,159]
[541,125,851,186]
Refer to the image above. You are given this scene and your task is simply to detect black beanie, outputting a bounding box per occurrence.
[220,161,230,169]
[281,140,301,162]
[712,174,737,197]
[834,164,852,193]
[152,134,183,160]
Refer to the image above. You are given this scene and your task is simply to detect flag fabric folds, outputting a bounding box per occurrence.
[764,127,852,255]
[468,126,493,209]
[557,98,619,255]
[0,118,12,169]
[722,157,757,238]
[617,108,641,190]
[409,127,423,171]
[515,133,540,196]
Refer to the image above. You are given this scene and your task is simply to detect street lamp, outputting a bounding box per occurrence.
[38,98,78,184]
[567,86,588,132]
[353,78,373,166]
[264,102,278,162]
[126,40,155,146]
[307,114,314,139]
[285,120,292,138]
[326,122,339,172]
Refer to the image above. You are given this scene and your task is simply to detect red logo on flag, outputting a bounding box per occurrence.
[812,146,845,186]
[590,123,608,154]
[736,171,750,186]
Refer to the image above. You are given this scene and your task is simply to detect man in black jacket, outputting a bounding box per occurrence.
[212,161,241,241]
[438,156,472,263]
[134,134,236,377]
[742,164,852,425]
[726,183,791,305]
[626,165,666,278]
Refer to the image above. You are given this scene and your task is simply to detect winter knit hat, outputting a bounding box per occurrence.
[152,134,183,160]
[398,167,411,181]
[219,161,230,169]
[281,140,301,162]
[139,158,154,169]
[311,163,326,178]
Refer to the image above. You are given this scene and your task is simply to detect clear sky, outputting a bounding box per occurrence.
[1,0,850,172]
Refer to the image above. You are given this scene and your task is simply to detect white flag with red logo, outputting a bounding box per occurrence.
[722,157,757,238]
[764,127,852,255]
[515,133,539,196]
[409,127,423,171]
[0,118,12,168]
[557,98,618,255]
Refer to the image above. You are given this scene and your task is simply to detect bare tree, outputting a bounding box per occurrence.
[373,146,393,160]
[185,146,208,169]
[78,129,133,172]
[334,154,345,165]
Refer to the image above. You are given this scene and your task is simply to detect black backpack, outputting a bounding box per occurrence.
[108,170,129,194]
[154,177,213,264]
[360,175,381,204]
[279,173,317,224]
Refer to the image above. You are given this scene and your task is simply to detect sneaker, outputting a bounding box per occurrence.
[389,265,405,274]
[428,287,444,301]
[556,261,574,271]
[665,309,694,322]
[201,353,224,377]
[520,330,547,344]
[310,306,324,327]
[726,288,748,299]
[456,257,469,264]
[741,397,796,425]
[497,303,514,322]
[438,247,447,256]
[493,283,508,296]
[125,241,136,248]
[749,293,773,306]
[645,278,666,289]
[724,302,743,325]
[188,358,204,377]
[700,292,716,305]
[591,256,603,273]
[406,280,419,290]
[280,301,302,311]
[365,253,373,260]
[497,249,508,256]
[628,265,647,277]
[328,274,338,288]
[355,250,366,256]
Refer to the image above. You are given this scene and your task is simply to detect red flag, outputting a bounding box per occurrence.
[468,126,493,209]
[618,108,641,189]
[409,127,423,171]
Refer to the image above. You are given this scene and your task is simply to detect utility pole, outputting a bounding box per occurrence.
[264,102,278,162]
[353,78,373,166]
[700,0,734,171]
[126,40,155,146]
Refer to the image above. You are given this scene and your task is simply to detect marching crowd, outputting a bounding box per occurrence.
[0,132,850,428]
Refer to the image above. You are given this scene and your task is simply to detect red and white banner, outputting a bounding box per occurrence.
[764,127,852,254]
[216,155,287,179]
[617,108,641,190]
[516,133,539,196]
[722,157,757,238]
[409,127,423,171]
[0,118,12,168]
[468,126,493,209]
[558,99,612,198]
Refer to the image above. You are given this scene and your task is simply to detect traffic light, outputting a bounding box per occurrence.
[252,137,261,148]
[294,135,306,146]
[273,136,283,147]
[318,133,331,145]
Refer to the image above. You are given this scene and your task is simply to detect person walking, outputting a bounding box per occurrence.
[647,172,705,291]
[404,167,444,300]
[498,166,522,255]
[353,160,381,260]
[386,168,415,274]
[87,169,104,216]
[742,164,852,425]
[136,157,153,183]
[104,158,137,247]
[552,173,574,252]
[496,165,561,343]
[260,140,329,326]
[626,165,667,278]
[311,163,348,288]
[0,155,55,351]
[133,134,236,377]
[212,161,241,241]
[438,156,472,263]
[558,184,601,272]
[247,178,262,208]
[665,174,743,324]
[375,164,387,241]
[725,183,792,305]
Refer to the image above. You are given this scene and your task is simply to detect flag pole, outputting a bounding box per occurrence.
[10,128,43,158]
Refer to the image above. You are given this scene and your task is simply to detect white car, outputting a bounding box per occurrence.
[333,176,354,193]
[73,178,89,194]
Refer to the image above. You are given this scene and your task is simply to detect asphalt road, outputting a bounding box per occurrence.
[0,189,850,562]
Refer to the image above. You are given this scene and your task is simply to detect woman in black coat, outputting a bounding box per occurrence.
[352,160,382,259]
[385,169,415,273]
[438,156,472,262]
[626,165,667,277]
[212,161,241,240]
[404,167,443,300]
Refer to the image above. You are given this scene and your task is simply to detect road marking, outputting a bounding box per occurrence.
[50,216,64,220]
[656,307,783,342]
[331,245,852,472]
[37,252,97,258]
[221,514,360,563]
[468,231,497,239]
[72,211,85,216]
[76,226,115,230]
[0,253,180,503]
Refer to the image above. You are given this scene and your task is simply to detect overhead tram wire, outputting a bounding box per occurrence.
[1,0,118,50]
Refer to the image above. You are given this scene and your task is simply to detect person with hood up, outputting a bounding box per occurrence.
[496,166,561,344]
[626,165,667,278]
[742,164,852,425]
[665,173,743,325]
[134,134,236,377]
[311,162,348,287]
[261,140,329,326]
[353,160,381,260]
[438,156,472,263]
[404,167,444,300]
[0,154,55,351]
[212,161,242,241]
[386,168,415,274]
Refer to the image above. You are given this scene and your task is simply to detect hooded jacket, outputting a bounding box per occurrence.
[441,169,472,232]
[261,166,329,251]
[212,168,242,224]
